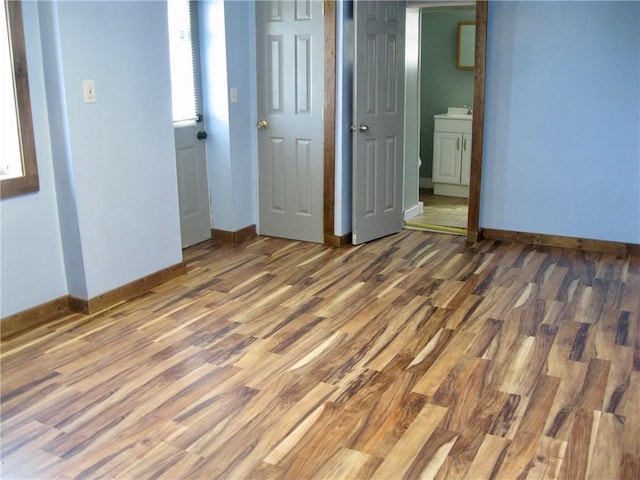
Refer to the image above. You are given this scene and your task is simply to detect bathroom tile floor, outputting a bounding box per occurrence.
[408,189,469,230]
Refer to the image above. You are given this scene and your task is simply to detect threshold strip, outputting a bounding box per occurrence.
[404,221,467,236]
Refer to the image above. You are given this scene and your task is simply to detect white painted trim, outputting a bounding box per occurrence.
[404,202,424,221]
[419,177,433,189]
[434,183,469,198]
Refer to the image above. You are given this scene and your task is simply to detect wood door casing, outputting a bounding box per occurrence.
[466,1,486,242]
[322,0,337,244]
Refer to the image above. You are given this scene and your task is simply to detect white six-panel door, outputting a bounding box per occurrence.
[256,0,324,243]
[352,0,406,245]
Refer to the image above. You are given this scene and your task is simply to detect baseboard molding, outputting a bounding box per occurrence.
[1,262,187,339]
[70,262,187,315]
[467,229,482,243]
[419,177,433,189]
[483,228,640,255]
[212,225,257,245]
[1,296,71,340]
[324,232,352,248]
[404,202,424,221]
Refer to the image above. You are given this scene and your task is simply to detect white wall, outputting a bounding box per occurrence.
[0,1,67,317]
[482,1,640,243]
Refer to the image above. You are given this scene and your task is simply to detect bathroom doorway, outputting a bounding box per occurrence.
[409,190,469,235]
[405,3,476,236]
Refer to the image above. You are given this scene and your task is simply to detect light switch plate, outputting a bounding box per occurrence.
[83,80,96,103]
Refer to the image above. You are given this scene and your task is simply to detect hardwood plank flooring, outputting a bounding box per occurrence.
[1,231,639,479]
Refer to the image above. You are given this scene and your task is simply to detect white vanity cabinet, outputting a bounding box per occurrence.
[433,114,472,198]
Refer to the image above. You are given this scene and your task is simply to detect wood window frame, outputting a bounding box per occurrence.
[1,0,39,199]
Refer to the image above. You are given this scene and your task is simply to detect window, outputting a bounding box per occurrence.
[1,0,39,199]
[167,0,201,122]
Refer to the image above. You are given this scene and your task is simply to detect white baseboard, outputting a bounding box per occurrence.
[419,177,433,189]
[404,202,424,221]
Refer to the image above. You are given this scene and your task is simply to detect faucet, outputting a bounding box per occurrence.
[464,104,473,115]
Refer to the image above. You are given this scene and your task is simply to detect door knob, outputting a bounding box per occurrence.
[257,120,268,129]
[197,130,207,140]
[358,123,370,133]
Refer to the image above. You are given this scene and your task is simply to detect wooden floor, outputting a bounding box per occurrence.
[1,231,639,479]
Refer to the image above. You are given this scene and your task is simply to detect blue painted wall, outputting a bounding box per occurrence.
[1,0,183,316]
[482,1,640,243]
[58,1,182,298]
[2,0,639,320]
[0,2,67,317]
[52,1,183,298]
[199,0,257,233]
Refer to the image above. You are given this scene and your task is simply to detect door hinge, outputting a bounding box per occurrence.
[322,1,325,16]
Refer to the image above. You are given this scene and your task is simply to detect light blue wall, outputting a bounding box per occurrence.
[38,1,87,298]
[1,0,183,317]
[4,0,638,319]
[482,1,640,243]
[53,1,183,297]
[199,0,257,233]
[225,0,258,231]
[199,0,233,232]
[0,1,67,317]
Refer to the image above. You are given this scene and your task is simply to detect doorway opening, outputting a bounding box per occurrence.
[406,191,468,235]
[403,2,478,237]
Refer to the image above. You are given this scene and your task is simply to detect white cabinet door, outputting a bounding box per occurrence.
[460,133,472,186]
[433,132,461,185]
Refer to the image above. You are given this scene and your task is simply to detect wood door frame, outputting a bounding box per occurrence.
[322,1,487,244]
[323,0,337,245]
[466,1,486,242]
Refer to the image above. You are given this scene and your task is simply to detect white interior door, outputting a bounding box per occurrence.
[175,123,211,248]
[352,0,406,245]
[168,0,211,248]
[256,0,324,243]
